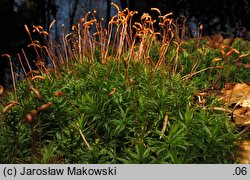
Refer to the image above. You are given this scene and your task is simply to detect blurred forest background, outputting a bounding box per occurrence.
[0,0,250,88]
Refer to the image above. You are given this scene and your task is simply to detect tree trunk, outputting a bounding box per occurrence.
[70,0,80,29]
[0,0,15,87]
[106,0,111,28]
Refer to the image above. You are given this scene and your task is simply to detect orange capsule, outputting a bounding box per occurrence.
[239,54,249,59]
[151,8,161,15]
[38,102,52,112]
[54,92,65,97]
[216,66,224,70]
[30,109,37,119]
[24,113,33,123]
[220,49,225,55]
[225,49,240,58]
[30,87,42,100]
[31,76,46,81]
[2,54,11,59]
[2,101,18,116]
[111,2,120,11]
[129,77,134,88]
[108,88,117,96]
[26,70,39,77]
[212,58,222,63]
[181,65,185,73]
[41,31,49,36]
[49,20,56,29]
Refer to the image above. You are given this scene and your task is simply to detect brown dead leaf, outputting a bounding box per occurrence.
[234,117,250,126]
[221,83,250,107]
[207,34,224,48]
[233,107,250,126]
[234,107,249,116]
[236,140,250,163]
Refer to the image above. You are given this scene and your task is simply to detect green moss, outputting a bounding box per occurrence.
[0,57,242,163]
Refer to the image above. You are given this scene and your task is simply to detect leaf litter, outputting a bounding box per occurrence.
[220,83,250,126]
[220,82,250,163]
[195,82,250,163]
